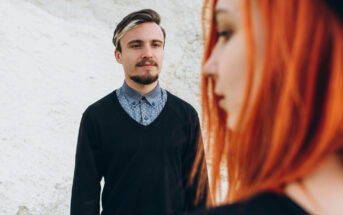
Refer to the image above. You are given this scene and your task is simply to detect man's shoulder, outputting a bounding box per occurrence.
[83,90,117,117]
[166,90,198,119]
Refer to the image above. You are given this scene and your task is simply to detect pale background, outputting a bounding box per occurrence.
[0,0,204,214]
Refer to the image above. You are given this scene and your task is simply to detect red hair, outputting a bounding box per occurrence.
[201,0,343,203]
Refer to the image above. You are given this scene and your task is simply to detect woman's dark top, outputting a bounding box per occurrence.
[190,192,309,215]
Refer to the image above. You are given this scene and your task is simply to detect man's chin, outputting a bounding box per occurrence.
[130,75,159,85]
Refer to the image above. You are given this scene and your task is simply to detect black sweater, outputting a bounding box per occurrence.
[71,90,207,215]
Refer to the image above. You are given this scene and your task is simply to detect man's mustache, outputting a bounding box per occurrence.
[136,59,158,67]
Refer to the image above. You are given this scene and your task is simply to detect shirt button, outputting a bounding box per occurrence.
[144,116,148,121]
[131,102,136,105]
[152,102,155,106]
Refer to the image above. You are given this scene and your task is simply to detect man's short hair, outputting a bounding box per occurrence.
[112,9,166,53]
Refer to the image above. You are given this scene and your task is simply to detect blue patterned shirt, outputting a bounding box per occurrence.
[116,81,168,126]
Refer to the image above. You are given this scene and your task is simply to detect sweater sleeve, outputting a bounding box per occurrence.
[182,111,209,212]
[71,110,103,215]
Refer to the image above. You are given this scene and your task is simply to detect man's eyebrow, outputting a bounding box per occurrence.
[152,39,163,44]
[127,40,143,46]
[127,39,163,45]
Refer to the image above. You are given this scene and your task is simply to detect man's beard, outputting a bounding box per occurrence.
[130,74,159,85]
[131,58,159,85]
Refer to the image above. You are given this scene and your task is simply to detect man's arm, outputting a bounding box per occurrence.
[182,112,210,212]
[71,110,103,215]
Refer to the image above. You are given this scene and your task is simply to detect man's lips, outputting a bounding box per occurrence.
[139,64,155,67]
[137,64,156,69]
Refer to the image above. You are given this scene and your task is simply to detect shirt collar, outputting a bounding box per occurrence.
[121,81,162,107]
[144,83,162,107]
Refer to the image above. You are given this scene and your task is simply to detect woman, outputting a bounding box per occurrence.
[192,0,343,214]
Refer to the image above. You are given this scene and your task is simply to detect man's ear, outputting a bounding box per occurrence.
[114,49,122,64]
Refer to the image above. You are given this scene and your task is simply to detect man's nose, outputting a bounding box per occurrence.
[141,45,153,58]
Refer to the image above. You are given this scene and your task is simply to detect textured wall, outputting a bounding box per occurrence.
[0,0,204,214]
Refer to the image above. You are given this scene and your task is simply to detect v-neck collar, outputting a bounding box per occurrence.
[113,89,170,128]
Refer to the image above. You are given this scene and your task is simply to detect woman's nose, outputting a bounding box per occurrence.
[203,49,218,78]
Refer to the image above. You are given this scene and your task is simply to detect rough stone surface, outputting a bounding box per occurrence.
[0,0,204,214]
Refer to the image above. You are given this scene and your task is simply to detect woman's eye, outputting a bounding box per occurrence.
[217,30,233,42]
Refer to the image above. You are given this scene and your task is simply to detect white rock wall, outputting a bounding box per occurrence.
[0,0,204,214]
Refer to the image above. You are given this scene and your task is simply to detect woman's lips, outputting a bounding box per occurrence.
[216,95,226,109]
[216,94,224,101]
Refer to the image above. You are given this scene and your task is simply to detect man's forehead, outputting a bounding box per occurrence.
[121,22,164,43]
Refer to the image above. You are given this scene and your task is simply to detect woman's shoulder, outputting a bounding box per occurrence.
[190,192,308,215]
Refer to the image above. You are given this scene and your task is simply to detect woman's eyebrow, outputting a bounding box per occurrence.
[214,8,230,23]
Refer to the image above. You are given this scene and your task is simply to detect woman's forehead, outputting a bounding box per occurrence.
[216,0,241,13]
[215,0,242,20]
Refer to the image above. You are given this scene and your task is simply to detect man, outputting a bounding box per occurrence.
[71,9,208,215]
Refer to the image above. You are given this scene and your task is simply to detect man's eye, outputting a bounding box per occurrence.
[217,30,233,42]
[131,44,141,48]
[153,43,161,47]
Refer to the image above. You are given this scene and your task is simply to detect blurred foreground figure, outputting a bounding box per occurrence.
[71,9,208,215]
[191,0,343,214]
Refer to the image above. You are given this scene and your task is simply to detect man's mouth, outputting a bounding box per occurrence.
[140,64,155,67]
[136,59,158,67]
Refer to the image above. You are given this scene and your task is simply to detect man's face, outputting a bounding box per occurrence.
[115,22,165,85]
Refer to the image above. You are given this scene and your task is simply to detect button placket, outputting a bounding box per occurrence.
[142,99,149,122]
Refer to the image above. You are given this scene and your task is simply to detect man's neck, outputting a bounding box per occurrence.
[124,78,158,95]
